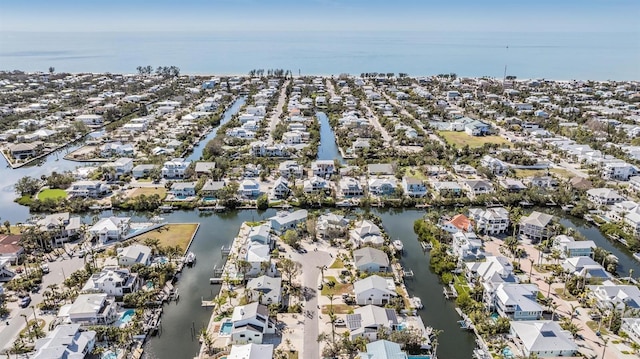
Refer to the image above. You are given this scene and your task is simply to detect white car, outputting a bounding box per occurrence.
[40,264,50,273]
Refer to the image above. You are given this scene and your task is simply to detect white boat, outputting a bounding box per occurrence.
[393,240,404,252]
[185,252,196,266]
[410,296,424,309]
[633,253,640,262]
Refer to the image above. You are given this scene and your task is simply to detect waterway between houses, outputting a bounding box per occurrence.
[0,102,639,358]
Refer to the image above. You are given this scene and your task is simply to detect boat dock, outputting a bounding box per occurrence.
[443,284,458,299]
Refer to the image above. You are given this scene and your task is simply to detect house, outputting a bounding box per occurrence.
[629,176,640,192]
[88,216,131,243]
[553,235,595,258]
[59,293,118,325]
[101,158,134,177]
[499,178,527,192]
[200,179,225,197]
[431,181,463,196]
[8,142,42,159]
[367,163,395,176]
[621,318,640,345]
[353,275,397,305]
[278,160,304,179]
[468,207,510,235]
[228,344,274,359]
[587,280,640,312]
[303,176,330,193]
[452,232,485,261]
[465,256,518,295]
[480,155,508,176]
[37,212,81,245]
[244,242,271,278]
[463,180,494,197]
[353,247,389,273]
[368,178,397,196]
[170,182,197,197]
[0,258,16,282]
[453,164,477,176]
[562,257,611,279]
[238,179,261,198]
[602,162,637,181]
[346,305,398,341]
[117,244,152,267]
[194,162,216,177]
[494,283,542,320]
[312,160,335,178]
[82,267,141,297]
[356,340,408,359]
[586,188,624,205]
[425,165,447,176]
[441,214,474,233]
[529,176,558,188]
[401,177,427,197]
[269,210,308,235]
[247,223,271,245]
[510,321,578,357]
[246,276,282,305]
[76,114,104,126]
[32,324,96,359]
[67,180,110,198]
[350,220,384,247]
[270,177,290,199]
[340,177,364,197]
[230,302,276,344]
[316,213,349,239]
[132,164,157,179]
[0,234,24,264]
[161,158,190,179]
[100,142,135,158]
[519,211,554,242]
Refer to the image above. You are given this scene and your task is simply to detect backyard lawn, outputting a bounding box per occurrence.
[514,168,574,179]
[329,257,345,269]
[37,188,67,200]
[321,276,353,296]
[130,187,167,199]
[132,223,198,252]
[438,131,511,148]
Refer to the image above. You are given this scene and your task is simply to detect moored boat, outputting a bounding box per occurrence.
[185,251,196,266]
[392,239,404,253]
[633,252,640,262]
[410,296,424,309]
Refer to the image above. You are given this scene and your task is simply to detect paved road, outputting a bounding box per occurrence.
[381,91,446,147]
[291,243,331,359]
[268,80,291,139]
[0,255,84,352]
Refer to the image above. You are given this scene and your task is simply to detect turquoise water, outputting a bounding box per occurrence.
[502,347,514,358]
[408,356,432,359]
[220,321,233,335]
[101,351,117,359]
[120,309,135,323]
[203,197,217,202]
[490,313,500,322]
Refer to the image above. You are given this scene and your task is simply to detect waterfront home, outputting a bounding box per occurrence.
[228,343,274,359]
[270,177,290,199]
[0,234,24,264]
[441,214,474,233]
[194,162,216,177]
[101,158,134,179]
[0,258,16,282]
[245,243,272,277]
[350,220,384,247]
[250,141,287,157]
[562,257,611,279]
[339,177,364,197]
[238,179,261,198]
[621,318,640,344]
[316,213,349,238]
[463,179,494,197]
[227,127,256,140]
[510,321,578,357]
[117,244,152,267]
[269,210,308,235]
[425,165,447,176]
[431,181,463,197]
[32,324,96,359]
[480,155,508,176]
[37,212,81,245]
[100,142,135,158]
[468,207,510,235]
[356,340,408,359]
[169,182,197,197]
[587,280,640,312]
[67,180,110,198]
[499,178,527,192]
[465,256,518,288]
[248,223,272,245]
[629,176,640,192]
[353,247,389,273]
[553,235,595,258]
[346,304,398,341]
[230,302,277,344]
[353,275,397,305]
[401,177,426,198]
[519,211,554,242]
[368,177,397,196]
[161,158,190,179]
[8,142,42,160]
[586,188,624,206]
[528,176,558,188]
[452,231,485,261]
[132,164,157,179]
[82,267,141,297]
[493,283,543,321]
[278,160,304,179]
[88,216,131,243]
[303,176,330,193]
[58,293,118,325]
[312,160,336,178]
[246,276,282,305]
[200,179,225,198]
[602,161,637,181]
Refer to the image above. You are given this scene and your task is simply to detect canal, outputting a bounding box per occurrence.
[316,112,344,164]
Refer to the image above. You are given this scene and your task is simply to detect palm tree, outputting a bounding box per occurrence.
[544,276,555,297]
[236,260,253,284]
[317,265,326,284]
[550,302,559,321]
[569,304,579,324]
[431,329,443,358]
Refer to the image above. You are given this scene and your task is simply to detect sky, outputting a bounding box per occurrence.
[0,0,638,33]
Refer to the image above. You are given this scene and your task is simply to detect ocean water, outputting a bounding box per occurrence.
[0,31,638,80]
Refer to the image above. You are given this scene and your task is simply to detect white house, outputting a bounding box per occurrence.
[401,177,427,197]
[312,160,335,178]
[350,220,384,247]
[602,162,637,181]
[346,305,398,341]
[621,318,640,345]
[278,160,304,179]
[353,247,389,273]
[246,276,282,305]
[340,177,364,197]
[587,280,640,312]
[463,180,494,197]
[82,267,141,297]
[161,158,190,179]
[88,216,131,243]
[230,302,276,344]
[37,212,81,245]
[368,178,397,196]
[270,210,308,235]
[170,182,197,197]
[452,231,485,261]
[303,176,330,193]
[247,223,272,245]
[494,283,542,321]
[59,293,118,325]
[270,177,290,199]
[562,257,611,279]
[356,340,408,359]
[480,155,508,176]
[519,211,554,242]
[586,188,624,206]
[67,180,110,198]
[469,207,510,234]
[353,275,397,305]
[117,244,152,267]
[101,158,134,177]
[228,344,274,359]
[245,242,271,278]
[33,324,96,359]
[553,235,595,258]
[510,321,578,357]
[75,114,104,126]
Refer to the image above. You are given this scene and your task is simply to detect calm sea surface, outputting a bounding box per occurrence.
[0,31,638,80]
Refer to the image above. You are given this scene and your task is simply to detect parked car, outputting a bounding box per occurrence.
[40,264,49,273]
[335,318,346,326]
[19,296,31,308]
[77,250,86,258]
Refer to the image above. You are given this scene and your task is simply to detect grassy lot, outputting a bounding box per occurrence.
[130,187,167,199]
[514,168,574,179]
[453,274,470,295]
[321,304,353,314]
[321,276,353,296]
[329,257,345,269]
[37,188,67,200]
[402,167,427,180]
[586,320,608,335]
[132,223,198,252]
[438,131,511,148]
[554,288,577,301]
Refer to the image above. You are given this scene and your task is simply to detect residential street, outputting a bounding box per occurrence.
[268,80,290,140]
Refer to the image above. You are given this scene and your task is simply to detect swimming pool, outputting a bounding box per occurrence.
[101,350,117,359]
[502,347,514,358]
[120,309,135,324]
[220,321,233,335]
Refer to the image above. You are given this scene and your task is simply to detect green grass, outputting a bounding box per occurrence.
[401,167,427,180]
[438,131,511,148]
[133,223,198,252]
[514,168,574,179]
[37,189,67,200]
[453,274,470,295]
[130,187,167,199]
[321,304,354,314]
[329,257,345,269]
[586,320,609,335]
[321,276,353,296]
